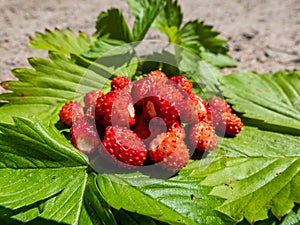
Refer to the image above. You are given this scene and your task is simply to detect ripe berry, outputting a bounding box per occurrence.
[143,96,179,127]
[209,97,232,114]
[169,76,193,94]
[148,70,167,79]
[59,101,84,126]
[95,90,135,127]
[84,90,104,118]
[111,76,132,91]
[159,140,190,172]
[208,97,243,136]
[188,121,218,151]
[149,122,185,162]
[218,112,243,136]
[133,115,166,143]
[70,117,100,154]
[179,93,207,124]
[102,126,147,166]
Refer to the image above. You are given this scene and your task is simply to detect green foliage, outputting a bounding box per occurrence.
[187,127,300,223]
[0,51,109,124]
[97,172,233,225]
[95,8,132,42]
[1,0,299,224]
[220,71,300,135]
[28,28,92,55]
[128,0,163,41]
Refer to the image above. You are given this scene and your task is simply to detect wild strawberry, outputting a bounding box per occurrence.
[149,122,185,162]
[84,90,104,118]
[102,126,147,166]
[209,97,231,114]
[131,76,168,106]
[167,120,186,139]
[70,117,100,154]
[159,140,190,172]
[178,93,207,124]
[188,121,218,151]
[216,112,243,136]
[208,97,243,136]
[133,115,166,143]
[148,70,167,79]
[59,101,84,126]
[143,96,179,127]
[111,76,132,91]
[169,76,193,94]
[95,90,135,127]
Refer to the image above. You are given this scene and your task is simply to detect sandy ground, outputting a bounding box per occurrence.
[1,0,300,94]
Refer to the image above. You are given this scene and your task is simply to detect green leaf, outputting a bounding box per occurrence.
[219,71,300,135]
[179,55,222,98]
[79,173,118,225]
[97,172,233,225]
[0,118,89,224]
[82,38,130,59]
[201,52,236,68]
[194,126,300,223]
[151,0,183,33]
[0,118,117,224]
[28,28,92,55]
[0,51,109,124]
[111,209,168,225]
[113,57,139,80]
[180,20,228,55]
[95,9,132,43]
[127,0,163,41]
[280,206,300,225]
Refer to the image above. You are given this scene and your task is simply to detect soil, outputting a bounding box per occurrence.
[1,0,300,94]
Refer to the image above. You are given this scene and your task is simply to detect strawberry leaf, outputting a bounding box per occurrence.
[219,71,300,135]
[180,20,228,54]
[95,9,132,43]
[280,206,300,225]
[82,38,130,59]
[0,51,109,124]
[0,118,116,224]
[97,172,233,225]
[201,52,237,68]
[191,126,300,223]
[111,209,169,225]
[127,0,163,41]
[151,0,183,33]
[28,28,92,55]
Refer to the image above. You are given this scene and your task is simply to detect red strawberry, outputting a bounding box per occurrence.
[131,76,168,106]
[143,96,179,127]
[169,76,193,94]
[102,126,147,166]
[84,90,104,118]
[159,140,190,172]
[111,76,132,91]
[217,112,243,136]
[188,121,218,151]
[148,70,167,79]
[179,93,207,124]
[167,120,186,139]
[95,90,135,127]
[208,97,243,136]
[209,97,231,114]
[133,115,166,142]
[70,117,100,154]
[59,101,84,126]
[149,122,185,162]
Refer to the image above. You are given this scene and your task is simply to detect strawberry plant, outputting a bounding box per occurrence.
[0,0,299,224]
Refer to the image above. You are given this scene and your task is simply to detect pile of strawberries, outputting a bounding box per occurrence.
[59,71,243,172]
